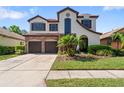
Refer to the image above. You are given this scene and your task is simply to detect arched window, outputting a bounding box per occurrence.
[64,18,71,35]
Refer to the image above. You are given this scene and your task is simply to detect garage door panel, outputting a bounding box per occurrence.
[45,41,58,53]
[28,41,42,53]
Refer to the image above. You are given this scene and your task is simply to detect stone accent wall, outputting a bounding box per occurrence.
[25,35,59,53]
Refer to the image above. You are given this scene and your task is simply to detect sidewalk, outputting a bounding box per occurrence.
[46,70,124,80]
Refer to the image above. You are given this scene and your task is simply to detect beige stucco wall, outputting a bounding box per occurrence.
[28,9,100,45]
[78,17,96,31]
[0,35,25,46]
[29,17,59,34]
[58,10,100,45]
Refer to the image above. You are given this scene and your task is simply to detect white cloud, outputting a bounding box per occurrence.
[103,6,124,10]
[29,7,40,15]
[0,7,27,20]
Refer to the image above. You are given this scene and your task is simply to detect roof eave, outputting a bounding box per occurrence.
[76,20,102,35]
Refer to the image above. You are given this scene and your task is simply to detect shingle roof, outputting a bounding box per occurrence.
[23,33,61,36]
[0,27,25,41]
[78,14,99,18]
[28,15,48,22]
[76,20,102,35]
[47,19,58,22]
[100,27,124,39]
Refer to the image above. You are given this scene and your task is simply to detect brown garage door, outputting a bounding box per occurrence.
[45,41,58,53]
[28,41,42,53]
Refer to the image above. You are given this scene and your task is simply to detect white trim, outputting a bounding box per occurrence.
[28,39,41,41]
[44,39,57,41]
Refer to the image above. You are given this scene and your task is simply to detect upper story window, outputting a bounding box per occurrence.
[49,24,58,31]
[81,19,92,28]
[31,23,46,31]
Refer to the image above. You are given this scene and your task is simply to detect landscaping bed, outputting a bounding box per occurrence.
[46,78,124,87]
[0,54,19,61]
[51,54,124,70]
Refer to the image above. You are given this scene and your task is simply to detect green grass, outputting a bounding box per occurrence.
[46,78,124,87]
[0,54,18,61]
[51,57,124,70]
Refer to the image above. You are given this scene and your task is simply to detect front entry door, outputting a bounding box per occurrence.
[64,18,71,35]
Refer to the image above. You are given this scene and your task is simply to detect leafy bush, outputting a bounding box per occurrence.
[58,34,78,56]
[118,49,124,56]
[113,49,124,56]
[96,49,113,56]
[0,46,15,55]
[88,45,113,55]
[67,48,76,56]
[15,46,25,54]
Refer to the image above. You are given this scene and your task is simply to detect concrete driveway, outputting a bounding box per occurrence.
[0,54,57,87]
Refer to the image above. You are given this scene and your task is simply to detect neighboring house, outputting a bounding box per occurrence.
[0,27,25,46]
[100,27,124,49]
[24,7,102,53]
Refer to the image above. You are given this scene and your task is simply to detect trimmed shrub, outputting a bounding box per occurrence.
[113,49,124,56]
[119,49,124,56]
[0,46,15,55]
[15,46,25,54]
[88,45,113,55]
[96,49,113,56]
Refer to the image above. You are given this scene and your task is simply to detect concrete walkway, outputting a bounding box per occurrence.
[46,70,124,79]
[0,54,57,87]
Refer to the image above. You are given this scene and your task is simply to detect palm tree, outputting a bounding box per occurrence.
[120,35,124,48]
[58,34,78,56]
[111,32,124,49]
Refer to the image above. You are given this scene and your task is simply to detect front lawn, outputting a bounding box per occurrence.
[46,78,124,87]
[0,54,18,61]
[51,56,124,70]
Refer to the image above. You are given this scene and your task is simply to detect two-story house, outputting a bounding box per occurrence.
[24,7,102,53]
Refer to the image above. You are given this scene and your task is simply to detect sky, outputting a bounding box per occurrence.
[0,6,124,33]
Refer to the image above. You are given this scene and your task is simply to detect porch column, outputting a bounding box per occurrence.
[26,41,29,53]
[42,41,45,53]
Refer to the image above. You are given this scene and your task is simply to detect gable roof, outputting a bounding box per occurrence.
[57,7,79,15]
[28,15,59,22]
[0,28,25,41]
[100,27,124,39]
[76,20,102,35]
[28,15,48,22]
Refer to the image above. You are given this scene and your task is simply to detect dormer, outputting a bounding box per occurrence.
[57,7,79,21]
[78,14,99,31]
[28,15,48,32]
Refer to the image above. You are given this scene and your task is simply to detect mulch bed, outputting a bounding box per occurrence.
[56,53,108,62]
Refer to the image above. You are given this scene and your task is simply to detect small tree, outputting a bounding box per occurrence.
[111,32,124,49]
[58,34,78,56]
[120,35,124,48]
[9,25,22,35]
